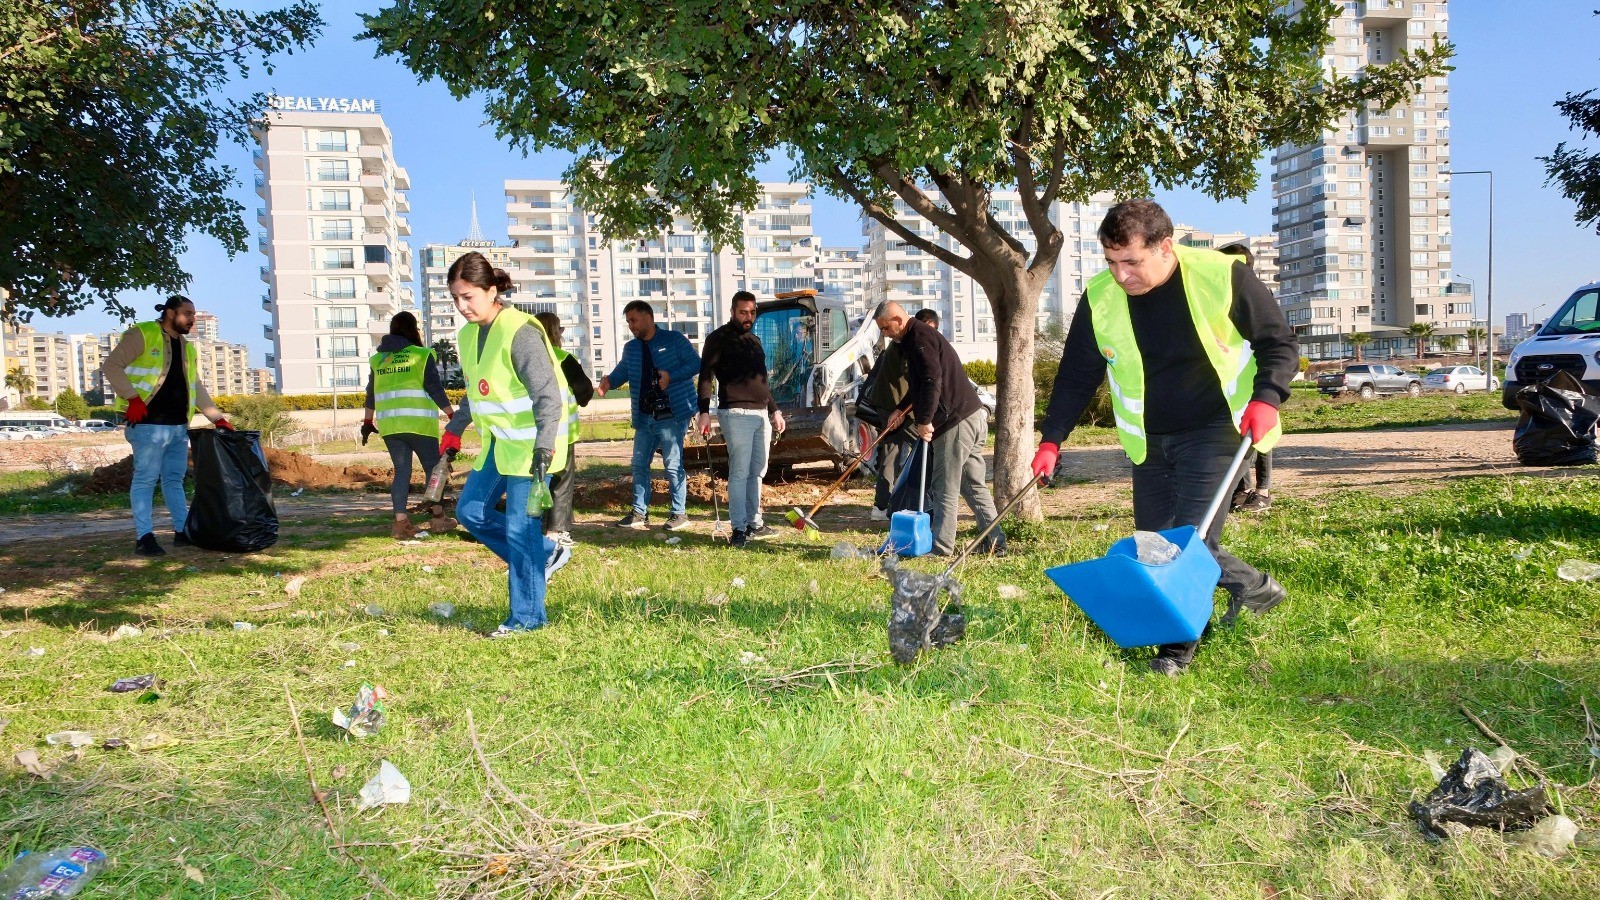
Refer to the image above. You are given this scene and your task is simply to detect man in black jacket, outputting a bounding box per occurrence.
[873,301,1002,557]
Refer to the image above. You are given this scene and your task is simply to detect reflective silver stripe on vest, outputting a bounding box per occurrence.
[375,389,432,402]
[1113,414,1145,440]
[376,408,439,420]
[473,396,535,415]
[124,365,163,377]
[489,424,539,442]
[1104,369,1145,414]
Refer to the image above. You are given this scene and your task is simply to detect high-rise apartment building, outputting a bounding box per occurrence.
[254,96,415,393]
[1505,312,1530,341]
[418,240,517,346]
[192,311,221,342]
[816,247,866,318]
[860,192,1116,360]
[1273,0,1455,360]
[502,180,814,378]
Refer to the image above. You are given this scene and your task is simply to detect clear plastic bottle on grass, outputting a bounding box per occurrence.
[0,846,106,897]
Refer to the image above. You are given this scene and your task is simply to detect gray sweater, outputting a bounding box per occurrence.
[445,316,563,461]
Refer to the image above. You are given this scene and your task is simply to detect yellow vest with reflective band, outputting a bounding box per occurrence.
[550,347,582,444]
[370,345,440,438]
[114,321,199,420]
[1085,245,1282,465]
[458,307,573,476]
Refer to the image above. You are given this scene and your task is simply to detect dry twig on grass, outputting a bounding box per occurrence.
[434,709,700,899]
[751,657,883,692]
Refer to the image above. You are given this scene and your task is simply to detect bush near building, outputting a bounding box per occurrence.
[963,360,998,385]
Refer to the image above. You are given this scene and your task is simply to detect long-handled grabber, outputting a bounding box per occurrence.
[697,430,728,542]
[785,410,903,538]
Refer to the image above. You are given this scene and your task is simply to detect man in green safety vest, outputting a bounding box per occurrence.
[101,295,234,556]
[1031,200,1299,676]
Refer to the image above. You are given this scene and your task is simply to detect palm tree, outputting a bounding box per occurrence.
[1347,332,1373,362]
[1466,326,1488,358]
[5,365,34,396]
[1406,322,1436,360]
[1437,334,1461,354]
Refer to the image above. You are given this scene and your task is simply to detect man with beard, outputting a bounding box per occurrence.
[696,291,787,547]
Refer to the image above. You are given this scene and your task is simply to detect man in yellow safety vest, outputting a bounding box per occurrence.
[1031,200,1299,676]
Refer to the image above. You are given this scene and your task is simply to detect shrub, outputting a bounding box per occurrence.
[963,359,998,385]
[54,388,89,421]
[228,394,296,446]
[1033,356,1112,428]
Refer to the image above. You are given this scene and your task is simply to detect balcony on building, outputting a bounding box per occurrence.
[361,203,389,225]
[258,265,270,284]
[395,216,410,237]
[262,324,274,338]
[393,166,410,191]
[360,173,388,199]
[256,207,269,227]
[261,294,273,311]
[357,143,387,164]
[1360,0,1411,22]
[366,291,396,316]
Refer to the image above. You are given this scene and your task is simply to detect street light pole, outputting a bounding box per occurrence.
[1448,169,1494,393]
[1450,272,1478,368]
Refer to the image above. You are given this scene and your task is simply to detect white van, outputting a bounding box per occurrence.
[1502,281,1600,408]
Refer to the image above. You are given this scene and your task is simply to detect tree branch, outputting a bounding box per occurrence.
[869,160,977,246]
[1011,102,1056,243]
[822,167,975,275]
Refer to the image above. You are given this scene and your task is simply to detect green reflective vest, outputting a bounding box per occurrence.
[114,321,199,421]
[1086,245,1283,465]
[370,345,440,438]
[459,307,573,476]
[550,347,582,443]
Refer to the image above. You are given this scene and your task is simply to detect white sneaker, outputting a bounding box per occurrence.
[871,507,888,522]
[549,530,575,548]
[545,541,573,583]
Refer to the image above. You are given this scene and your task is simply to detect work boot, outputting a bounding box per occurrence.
[661,513,690,532]
[1148,642,1197,677]
[1229,488,1250,511]
[929,609,966,648]
[391,518,418,540]
[134,533,165,557]
[616,512,648,529]
[976,535,1008,558]
[172,530,193,548]
[1221,575,1287,626]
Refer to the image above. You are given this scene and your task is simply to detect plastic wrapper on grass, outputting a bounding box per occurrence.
[332,683,388,739]
[1410,747,1549,841]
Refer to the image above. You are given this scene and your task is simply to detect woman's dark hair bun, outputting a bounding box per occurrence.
[493,269,513,293]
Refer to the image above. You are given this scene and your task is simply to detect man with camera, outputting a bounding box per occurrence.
[598,300,701,530]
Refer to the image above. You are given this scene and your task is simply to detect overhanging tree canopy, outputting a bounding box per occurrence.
[363,0,1450,509]
[0,1,323,321]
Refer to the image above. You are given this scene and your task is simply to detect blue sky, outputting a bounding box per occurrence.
[40,4,1600,362]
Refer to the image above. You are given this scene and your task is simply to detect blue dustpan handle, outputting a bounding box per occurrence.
[1197,434,1254,539]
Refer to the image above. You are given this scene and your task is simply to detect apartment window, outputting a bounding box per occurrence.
[588,259,598,272]
[322,248,355,270]
[591,303,600,316]
[312,130,348,152]
[316,159,350,182]
[320,219,354,240]
[328,336,361,358]
[319,189,351,211]
[324,306,358,328]
[1412,252,1432,266]
[324,278,356,299]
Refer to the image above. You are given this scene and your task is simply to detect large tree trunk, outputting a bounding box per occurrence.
[978,272,1046,521]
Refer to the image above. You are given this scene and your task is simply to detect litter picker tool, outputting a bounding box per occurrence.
[1045,434,1254,649]
[785,410,903,538]
[886,472,1043,663]
[697,429,729,542]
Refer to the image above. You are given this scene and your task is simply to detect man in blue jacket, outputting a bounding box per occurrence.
[598,300,701,530]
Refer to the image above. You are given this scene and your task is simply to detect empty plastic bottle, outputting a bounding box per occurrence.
[1132,531,1181,565]
[1557,559,1600,582]
[0,846,106,897]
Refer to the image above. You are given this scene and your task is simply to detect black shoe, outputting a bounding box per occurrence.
[173,531,193,548]
[134,533,165,557]
[661,513,690,531]
[1238,491,1272,513]
[1149,642,1196,677]
[616,512,649,529]
[730,529,749,548]
[930,610,966,648]
[1229,489,1250,512]
[976,538,1008,558]
[746,524,779,541]
[1222,575,1287,626]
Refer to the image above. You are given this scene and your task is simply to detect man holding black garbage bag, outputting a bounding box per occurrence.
[1031,200,1297,676]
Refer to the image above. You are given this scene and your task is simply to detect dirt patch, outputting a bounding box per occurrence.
[79,448,394,495]
[574,471,863,510]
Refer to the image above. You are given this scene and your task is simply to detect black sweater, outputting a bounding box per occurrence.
[896,318,983,437]
[697,322,776,414]
[1038,262,1298,445]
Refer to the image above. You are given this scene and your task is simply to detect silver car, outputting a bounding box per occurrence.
[1422,365,1500,394]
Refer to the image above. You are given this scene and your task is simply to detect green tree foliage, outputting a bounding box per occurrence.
[0,1,322,319]
[362,1,1450,509]
[1466,326,1487,356]
[227,394,295,446]
[5,365,34,395]
[54,387,89,420]
[22,396,52,411]
[1347,332,1372,362]
[963,359,997,385]
[432,338,464,389]
[1407,322,1436,359]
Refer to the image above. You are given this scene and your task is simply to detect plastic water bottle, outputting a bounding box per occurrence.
[526,478,553,516]
[1132,531,1181,566]
[0,846,106,897]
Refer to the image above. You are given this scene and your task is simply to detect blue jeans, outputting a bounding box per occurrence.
[631,416,689,519]
[457,465,560,630]
[718,408,769,531]
[128,424,190,538]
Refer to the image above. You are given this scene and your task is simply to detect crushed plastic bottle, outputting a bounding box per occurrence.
[830,542,871,560]
[43,732,94,748]
[355,760,411,810]
[1132,531,1180,566]
[1515,815,1580,859]
[0,846,106,897]
[1557,559,1600,582]
[428,602,454,618]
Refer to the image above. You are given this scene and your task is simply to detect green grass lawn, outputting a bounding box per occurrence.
[1,474,1597,897]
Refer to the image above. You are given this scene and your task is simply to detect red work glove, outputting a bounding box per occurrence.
[1239,400,1279,442]
[213,419,234,432]
[440,431,462,455]
[124,397,147,425]
[1030,442,1060,479]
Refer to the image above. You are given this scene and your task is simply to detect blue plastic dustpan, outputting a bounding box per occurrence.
[880,437,933,557]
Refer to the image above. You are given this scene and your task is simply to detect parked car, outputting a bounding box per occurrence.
[1502,281,1600,409]
[0,426,38,440]
[1316,363,1422,399]
[79,420,121,432]
[1422,365,1499,393]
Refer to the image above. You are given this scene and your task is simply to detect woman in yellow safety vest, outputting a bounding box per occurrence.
[439,252,574,636]
[361,311,455,540]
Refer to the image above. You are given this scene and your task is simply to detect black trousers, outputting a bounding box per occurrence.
[383,433,441,515]
[545,443,578,533]
[1131,419,1270,659]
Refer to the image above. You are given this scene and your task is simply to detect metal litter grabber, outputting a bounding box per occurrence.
[697,432,729,542]
[1045,434,1254,649]
[886,472,1043,664]
[785,410,903,538]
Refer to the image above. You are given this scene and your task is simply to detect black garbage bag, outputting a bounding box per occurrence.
[183,428,278,552]
[885,438,929,515]
[1513,370,1600,466]
[1409,747,1549,841]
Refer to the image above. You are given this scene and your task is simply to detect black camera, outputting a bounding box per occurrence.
[643,384,675,421]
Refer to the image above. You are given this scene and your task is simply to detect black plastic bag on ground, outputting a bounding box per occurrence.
[1513,369,1600,466]
[183,428,278,552]
[1409,747,1549,841]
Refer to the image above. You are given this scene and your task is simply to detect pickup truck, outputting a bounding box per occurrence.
[1316,363,1422,399]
